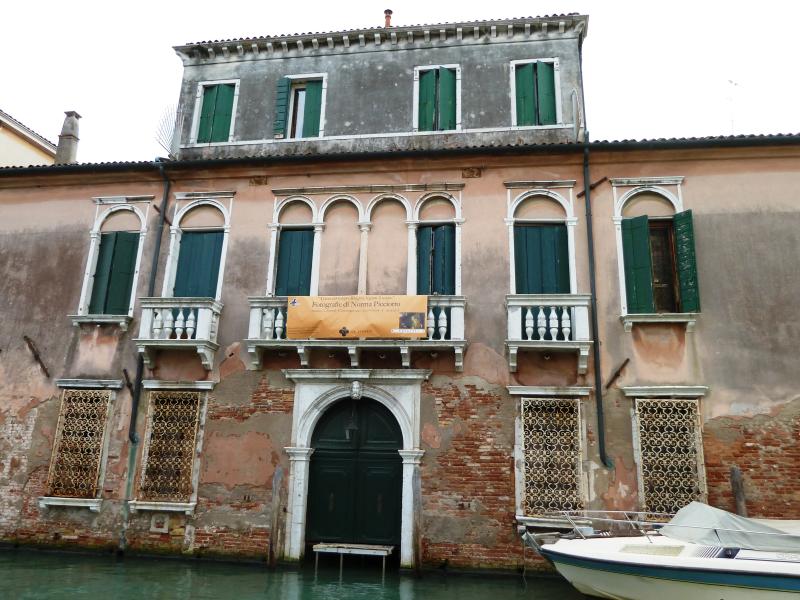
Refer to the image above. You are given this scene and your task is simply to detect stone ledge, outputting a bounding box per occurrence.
[621,313,698,332]
[38,497,102,512]
[128,500,196,515]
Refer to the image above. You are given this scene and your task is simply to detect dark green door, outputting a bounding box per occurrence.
[306,398,403,546]
[173,230,224,298]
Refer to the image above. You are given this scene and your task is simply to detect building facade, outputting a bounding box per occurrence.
[1,14,799,571]
[0,109,56,167]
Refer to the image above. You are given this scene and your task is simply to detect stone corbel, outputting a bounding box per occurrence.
[400,346,411,368]
[454,347,464,372]
[347,346,360,368]
[296,345,309,367]
[507,345,519,373]
[577,345,590,375]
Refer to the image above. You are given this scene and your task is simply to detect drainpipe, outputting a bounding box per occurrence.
[128,159,171,443]
[582,135,612,470]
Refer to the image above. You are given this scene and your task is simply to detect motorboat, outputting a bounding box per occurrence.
[521,502,800,599]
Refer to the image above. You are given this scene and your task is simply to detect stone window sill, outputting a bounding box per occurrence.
[621,312,698,332]
[69,314,132,331]
[128,500,196,515]
[38,496,102,512]
[516,514,587,530]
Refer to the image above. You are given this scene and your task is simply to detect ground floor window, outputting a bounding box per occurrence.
[138,391,202,502]
[633,398,706,515]
[47,389,111,498]
[521,397,583,515]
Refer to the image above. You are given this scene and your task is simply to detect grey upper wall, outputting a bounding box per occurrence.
[173,15,588,160]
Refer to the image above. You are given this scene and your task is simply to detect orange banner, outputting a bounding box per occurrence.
[286,295,427,339]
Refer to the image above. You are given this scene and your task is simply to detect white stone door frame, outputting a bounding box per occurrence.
[282,368,430,568]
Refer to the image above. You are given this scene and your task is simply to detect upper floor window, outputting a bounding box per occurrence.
[75,201,147,324]
[619,198,699,314]
[414,65,461,132]
[193,81,239,144]
[417,224,455,295]
[511,59,560,126]
[274,74,327,139]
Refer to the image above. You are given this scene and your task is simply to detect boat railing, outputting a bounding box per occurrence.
[530,510,800,543]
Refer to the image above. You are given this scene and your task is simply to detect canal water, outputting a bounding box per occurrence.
[0,549,586,599]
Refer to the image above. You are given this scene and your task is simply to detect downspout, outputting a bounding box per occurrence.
[582,136,612,469]
[128,159,171,443]
[578,33,613,469]
[120,159,171,551]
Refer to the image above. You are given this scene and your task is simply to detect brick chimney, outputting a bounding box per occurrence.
[55,111,81,164]
[384,9,393,28]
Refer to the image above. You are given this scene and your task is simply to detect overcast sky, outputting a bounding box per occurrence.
[4,0,798,163]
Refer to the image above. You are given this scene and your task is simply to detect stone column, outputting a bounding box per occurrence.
[398,449,424,568]
[357,222,371,295]
[284,446,314,561]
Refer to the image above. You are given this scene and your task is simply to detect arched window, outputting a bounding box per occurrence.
[76,201,147,323]
[413,194,461,296]
[162,197,231,301]
[268,197,317,296]
[612,180,699,316]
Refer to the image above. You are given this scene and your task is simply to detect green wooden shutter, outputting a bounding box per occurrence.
[515,63,535,126]
[275,228,313,296]
[536,62,557,125]
[173,231,223,298]
[210,83,235,143]
[432,225,455,295]
[416,226,433,294]
[513,225,530,293]
[437,68,457,131]
[302,80,323,138]
[196,85,218,143]
[673,210,700,312]
[89,232,117,314]
[621,216,655,313]
[418,70,436,132]
[104,232,139,314]
[273,78,291,139]
[514,225,570,294]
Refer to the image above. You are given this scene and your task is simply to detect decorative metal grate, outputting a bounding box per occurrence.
[522,398,584,515]
[634,398,704,515]
[47,389,110,498]
[139,391,202,502]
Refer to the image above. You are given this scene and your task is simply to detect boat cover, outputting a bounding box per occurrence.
[661,502,800,553]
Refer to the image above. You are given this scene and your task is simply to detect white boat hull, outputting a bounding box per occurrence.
[554,560,798,600]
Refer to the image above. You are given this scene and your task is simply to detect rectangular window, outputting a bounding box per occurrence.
[622,210,700,314]
[521,397,583,515]
[89,231,139,315]
[196,83,236,143]
[46,389,111,498]
[417,224,455,295]
[513,224,570,294]
[514,61,558,126]
[274,228,314,296]
[633,398,705,515]
[274,77,323,139]
[139,391,202,503]
[417,67,457,132]
[173,230,224,298]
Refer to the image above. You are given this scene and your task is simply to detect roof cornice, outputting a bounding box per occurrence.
[0,110,57,156]
[174,15,588,65]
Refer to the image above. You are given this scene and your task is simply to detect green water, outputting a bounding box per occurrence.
[0,549,586,599]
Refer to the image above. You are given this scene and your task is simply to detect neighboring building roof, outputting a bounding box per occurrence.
[0,132,798,176]
[0,109,57,156]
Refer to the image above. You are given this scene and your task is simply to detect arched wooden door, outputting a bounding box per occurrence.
[306,398,403,546]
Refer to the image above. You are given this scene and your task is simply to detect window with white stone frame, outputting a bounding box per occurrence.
[137,391,203,503]
[520,397,584,515]
[632,397,707,516]
[45,388,114,501]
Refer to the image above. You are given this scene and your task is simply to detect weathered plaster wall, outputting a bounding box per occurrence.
[1,144,800,570]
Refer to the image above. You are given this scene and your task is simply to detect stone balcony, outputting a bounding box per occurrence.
[134,297,223,370]
[246,295,466,371]
[505,294,592,373]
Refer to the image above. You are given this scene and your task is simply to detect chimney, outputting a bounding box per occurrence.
[55,111,81,164]
[384,9,393,28]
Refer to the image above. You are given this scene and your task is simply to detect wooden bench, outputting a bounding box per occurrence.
[312,543,394,579]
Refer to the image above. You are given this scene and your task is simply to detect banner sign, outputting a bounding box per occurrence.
[286,295,428,339]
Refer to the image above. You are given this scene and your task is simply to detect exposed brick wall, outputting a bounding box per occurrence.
[420,381,541,570]
[193,525,270,559]
[207,376,293,421]
[704,405,800,517]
